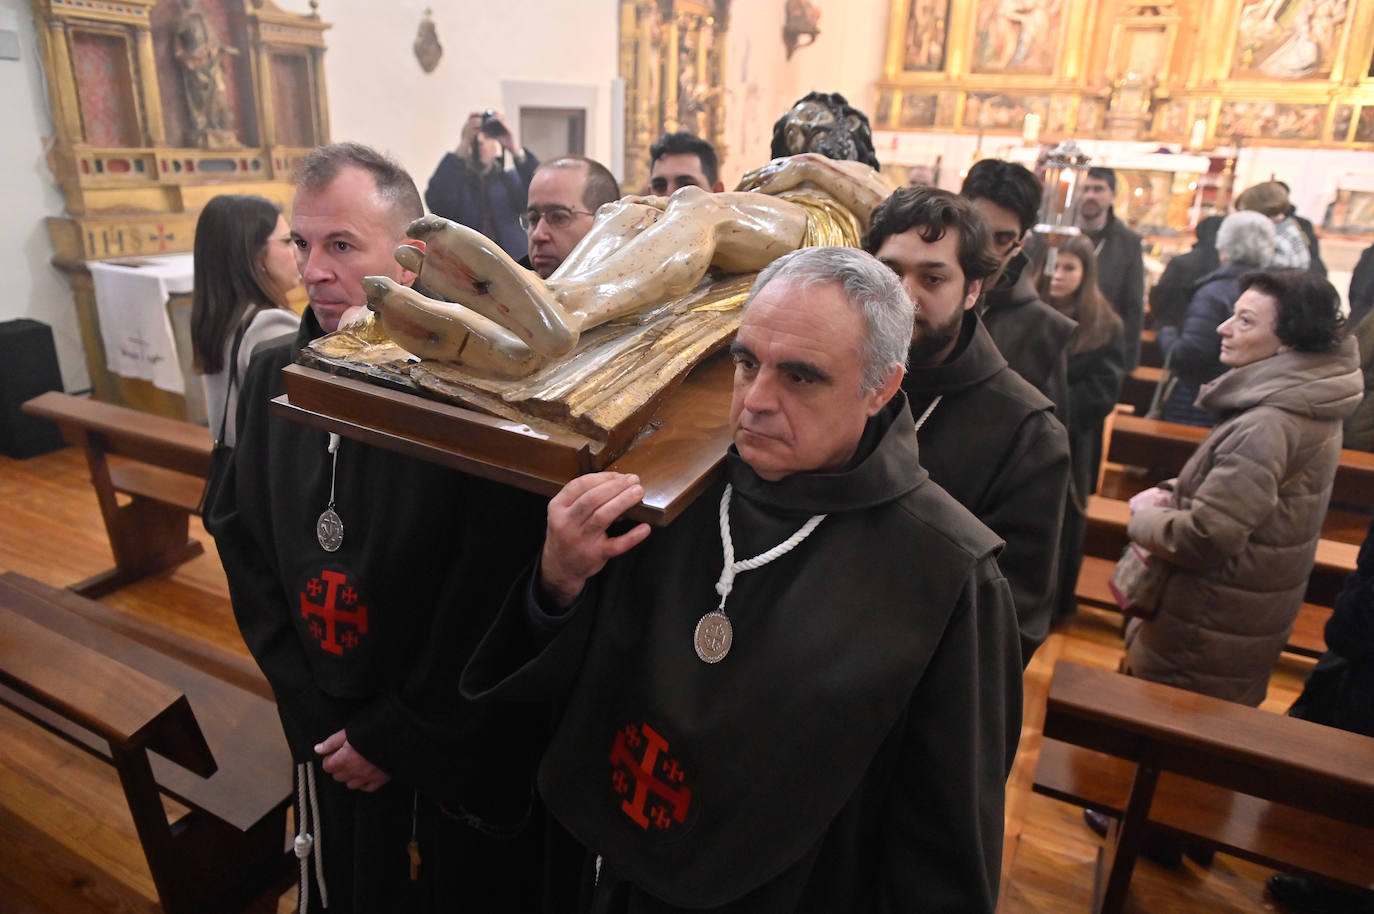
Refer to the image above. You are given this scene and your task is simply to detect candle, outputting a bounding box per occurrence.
[1189,118,1206,150]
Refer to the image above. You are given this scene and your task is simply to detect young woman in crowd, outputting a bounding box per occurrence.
[190,194,301,446]
[1038,234,1126,618]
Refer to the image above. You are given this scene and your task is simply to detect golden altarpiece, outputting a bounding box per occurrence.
[34,0,330,415]
[876,0,1374,235]
[618,0,730,194]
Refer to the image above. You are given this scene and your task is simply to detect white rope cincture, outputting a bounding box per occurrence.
[913,394,942,434]
[292,761,329,913]
[714,484,826,611]
[294,763,312,914]
[326,433,341,509]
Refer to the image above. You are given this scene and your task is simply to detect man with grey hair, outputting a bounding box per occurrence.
[208,141,548,912]
[1159,209,1277,426]
[462,245,1022,911]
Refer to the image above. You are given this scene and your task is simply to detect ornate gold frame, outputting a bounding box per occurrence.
[31,0,331,411]
[877,0,1374,148]
[618,0,730,194]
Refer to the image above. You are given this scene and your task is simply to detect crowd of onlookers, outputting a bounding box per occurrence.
[180,98,1373,913]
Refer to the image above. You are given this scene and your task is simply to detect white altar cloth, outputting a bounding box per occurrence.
[87,253,195,394]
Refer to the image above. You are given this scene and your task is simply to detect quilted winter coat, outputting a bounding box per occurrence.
[1124,335,1363,706]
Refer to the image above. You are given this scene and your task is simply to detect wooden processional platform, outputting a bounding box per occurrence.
[272,352,735,527]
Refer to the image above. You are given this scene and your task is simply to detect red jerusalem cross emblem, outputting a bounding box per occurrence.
[300,570,369,655]
[609,723,691,831]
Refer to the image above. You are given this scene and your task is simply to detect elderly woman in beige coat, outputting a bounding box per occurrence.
[1124,269,1362,706]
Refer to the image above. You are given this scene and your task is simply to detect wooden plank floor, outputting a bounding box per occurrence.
[0,445,1312,913]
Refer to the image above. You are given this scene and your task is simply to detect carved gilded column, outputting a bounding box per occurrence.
[133,25,165,145]
[43,20,82,142]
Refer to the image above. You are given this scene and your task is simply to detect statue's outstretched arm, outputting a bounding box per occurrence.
[737,153,891,230]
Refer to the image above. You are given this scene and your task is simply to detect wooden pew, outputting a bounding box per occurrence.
[0,573,291,914]
[1117,366,1164,417]
[1105,413,1374,513]
[21,391,212,597]
[1137,329,1162,369]
[1074,554,1332,658]
[1033,662,1374,914]
[1082,492,1356,607]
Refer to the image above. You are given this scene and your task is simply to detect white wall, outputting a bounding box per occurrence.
[284,0,621,183]
[5,0,1368,394]
[0,0,621,393]
[719,0,889,185]
[0,0,88,392]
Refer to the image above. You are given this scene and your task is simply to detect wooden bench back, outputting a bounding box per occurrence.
[0,573,292,914]
[20,392,213,596]
[23,390,211,477]
[0,603,216,776]
[1108,413,1374,510]
[1045,662,1374,828]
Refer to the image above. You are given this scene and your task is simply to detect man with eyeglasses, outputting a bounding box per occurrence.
[961,158,1074,422]
[647,131,725,195]
[523,155,621,279]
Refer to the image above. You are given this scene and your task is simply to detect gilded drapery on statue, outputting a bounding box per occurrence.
[172,0,240,148]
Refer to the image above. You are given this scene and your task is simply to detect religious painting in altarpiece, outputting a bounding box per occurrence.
[873,0,1374,150]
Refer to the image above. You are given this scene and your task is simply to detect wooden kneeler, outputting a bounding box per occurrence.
[0,574,292,913]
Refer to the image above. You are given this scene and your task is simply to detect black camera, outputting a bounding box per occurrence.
[479,109,506,138]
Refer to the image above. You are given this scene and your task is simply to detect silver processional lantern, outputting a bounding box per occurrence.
[1033,140,1092,274]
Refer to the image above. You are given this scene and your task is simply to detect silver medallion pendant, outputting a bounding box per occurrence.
[316,507,344,553]
[693,610,733,664]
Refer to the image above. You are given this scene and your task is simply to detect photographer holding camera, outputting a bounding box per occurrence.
[425,109,539,261]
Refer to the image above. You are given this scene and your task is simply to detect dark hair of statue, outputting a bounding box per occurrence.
[190,193,284,375]
[293,141,424,233]
[649,131,720,186]
[961,159,1043,234]
[1037,234,1121,355]
[543,155,622,213]
[861,186,1000,287]
[1239,269,1346,353]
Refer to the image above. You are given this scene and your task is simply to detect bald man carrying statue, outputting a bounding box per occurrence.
[360,93,889,386]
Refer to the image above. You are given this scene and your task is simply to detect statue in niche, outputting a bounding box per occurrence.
[172,0,240,149]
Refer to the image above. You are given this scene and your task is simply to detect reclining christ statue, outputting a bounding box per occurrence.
[367,152,889,378]
[307,93,892,457]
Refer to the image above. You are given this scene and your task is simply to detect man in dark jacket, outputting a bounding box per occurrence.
[1078,167,1146,368]
[425,109,539,261]
[865,186,1071,663]
[463,246,1021,912]
[209,142,548,913]
[1149,214,1222,331]
[961,158,1076,421]
[1348,241,1374,331]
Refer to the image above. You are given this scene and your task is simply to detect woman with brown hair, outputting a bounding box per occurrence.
[190,193,300,446]
[1038,234,1126,618]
